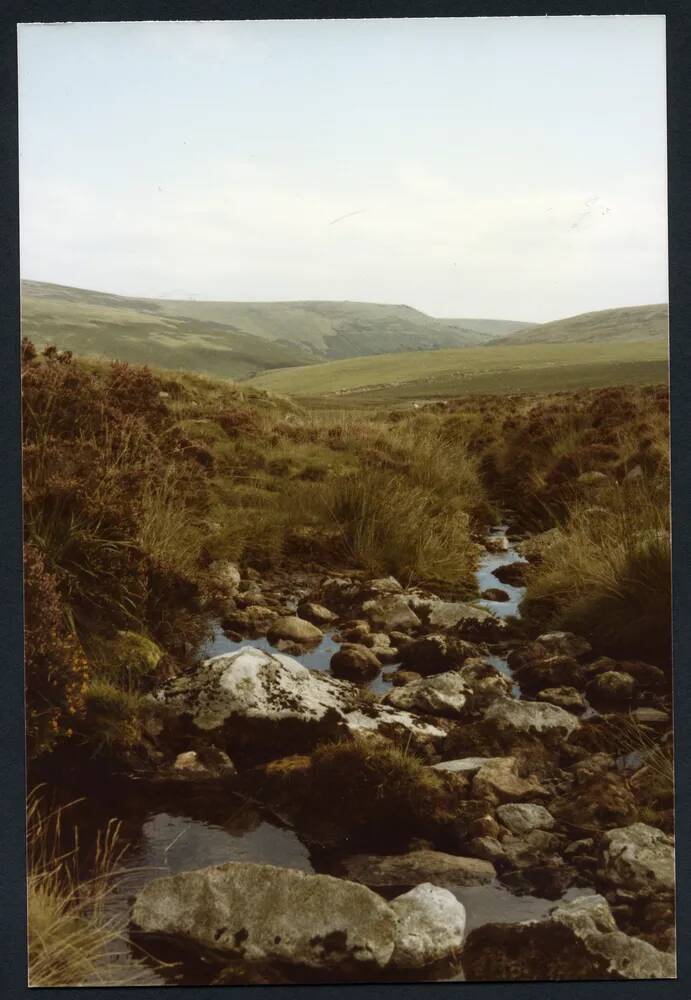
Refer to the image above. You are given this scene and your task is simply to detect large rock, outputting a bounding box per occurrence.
[398,634,477,676]
[207,560,242,597]
[297,601,337,626]
[152,648,445,761]
[389,884,466,970]
[514,655,585,695]
[472,756,547,805]
[267,615,323,645]
[483,697,580,740]
[418,599,504,636]
[131,861,396,973]
[383,672,471,718]
[361,594,421,632]
[456,660,514,709]
[536,632,591,659]
[330,644,380,683]
[462,894,675,981]
[492,561,529,587]
[496,803,555,836]
[600,823,675,896]
[585,671,635,706]
[341,850,495,889]
[431,757,491,776]
[536,686,587,714]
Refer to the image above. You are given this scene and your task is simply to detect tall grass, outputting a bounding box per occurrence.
[27,790,160,986]
[520,477,671,664]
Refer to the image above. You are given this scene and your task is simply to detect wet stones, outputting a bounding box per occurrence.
[341,849,495,889]
[481,588,510,602]
[296,601,337,626]
[389,883,466,970]
[472,756,548,805]
[398,634,479,676]
[383,673,472,719]
[462,894,676,981]
[267,615,323,646]
[330,644,380,683]
[491,561,529,587]
[483,697,581,741]
[496,803,556,836]
[536,686,587,714]
[536,632,591,659]
[585,671,635,707]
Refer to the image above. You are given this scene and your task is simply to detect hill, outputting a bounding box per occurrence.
[21,280,316,380]
[246,340,668,404]
[497,304,668,345]
[436,317,536,338]
[21,281,535,371]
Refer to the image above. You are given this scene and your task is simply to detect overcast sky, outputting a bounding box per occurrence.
[19,16,667,322]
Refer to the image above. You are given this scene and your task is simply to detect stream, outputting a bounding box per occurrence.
[52,525,600,985]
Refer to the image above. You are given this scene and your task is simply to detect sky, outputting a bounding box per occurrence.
[18,16,668,322]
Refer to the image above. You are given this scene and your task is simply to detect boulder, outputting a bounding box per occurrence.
[423,600,503,635]
[600,823,675,896]
[389,884,466,970]
[431,757,491,776]
[456,660,514,709]
[586,670,635,706]
[492,561,529,587]
[391,670,423,686]
[207,560,242,598]
[222,605,277,635]
[535,686,587,714]
[361,595,421,633]
[484,535,509,553]
[496,803,555,836]
[131,861,396,973]
[462,893,676,980]
[483,697,581,741]
[514,655,585,695]
[383,673,472,718]
[341,850,495,889]
[536,632,591,659]
[267,615,323,645]
[552,771,639,833]
[170,748,236,781]
[515,528,562,563]
[152,648,445,762]
[398,634,477,676]
[297,601,337,626]
[472,756,547,805]
[500,829,564,869]
[481,588,510,602]
[330,643,380,683]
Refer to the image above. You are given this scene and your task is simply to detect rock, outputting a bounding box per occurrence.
[536,686,587,714]
[389,884,466,970]
[153,647,445,762]
[625,464,644,482]
[630,707,669,726]
[342,850,495,889]
[431,757,491,776]
[267,615,323,645]
[472,756,547,805]
[506,641,551,672]
[171,748,236,780]
[469,836,507,864]
[481,588,510,602]
[330,644,380,683]
[515,528,562,562]
[500,829,564,869]
[514,655,585,695]
[552,771,638,833]
[423,600,502,635]
[361,595,421,632]
[469,814,502,839]
[586,670,635,706]
[383,673,472,718]
[131,861,396,973]
[398,634,478,676]
[392,670,423,686]
[492,561,529,587]
[600,823,675,896]
[536,632,591,658]
[296,601,337,626]
[222,605,277,634]
[207,560,242,597]
[456,660,514,708]
[496,803,555,836]
[484,535,509,553]
[462,893,676,980]
[483,697,580,740]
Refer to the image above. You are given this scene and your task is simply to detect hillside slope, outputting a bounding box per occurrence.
[21,281,535,368]
[21,280,316,380]
[497,304,668,345]
[247,340,668,402]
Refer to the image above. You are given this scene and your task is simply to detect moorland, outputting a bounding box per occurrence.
[22,285,674,986]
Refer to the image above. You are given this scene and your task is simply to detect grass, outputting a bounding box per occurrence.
[27,790,159,986]
[495,302,668,345]
[246,340,668,398]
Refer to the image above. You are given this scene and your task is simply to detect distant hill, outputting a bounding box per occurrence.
[21,281,536,375]
[497,304,668,346]
[436,317,537,338]
[21,280,316,380]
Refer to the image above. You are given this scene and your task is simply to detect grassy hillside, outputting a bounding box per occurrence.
[246,340,668,402]
[21,280,317,380]
[497,303,668,345]
[21,280,534,368]
[436,317,536,337]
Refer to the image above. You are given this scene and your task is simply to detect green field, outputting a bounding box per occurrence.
[246,340,669,402]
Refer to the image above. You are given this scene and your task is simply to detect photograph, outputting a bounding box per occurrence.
[18,15,675,986]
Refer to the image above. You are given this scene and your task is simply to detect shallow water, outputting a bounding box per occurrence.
[475,524,526,620]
